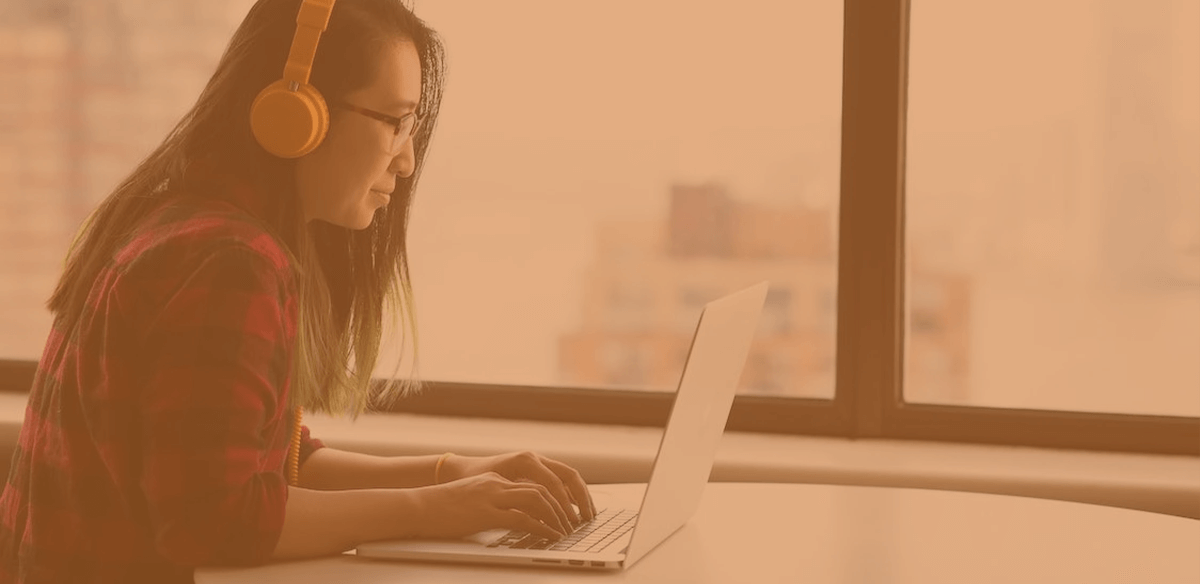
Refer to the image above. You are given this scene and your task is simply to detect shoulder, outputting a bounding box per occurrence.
[114,194,295,285]
[107,196,300,322]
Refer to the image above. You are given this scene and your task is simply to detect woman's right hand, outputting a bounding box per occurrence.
[413,471,574,541]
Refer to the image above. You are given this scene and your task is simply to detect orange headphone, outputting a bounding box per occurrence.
[250,0,338,159]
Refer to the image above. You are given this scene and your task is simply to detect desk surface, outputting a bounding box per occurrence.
[197,482,1200,584]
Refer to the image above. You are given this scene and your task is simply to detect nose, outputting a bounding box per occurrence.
[389,137,417,179]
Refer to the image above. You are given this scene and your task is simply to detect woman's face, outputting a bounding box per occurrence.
[295,39,423,230]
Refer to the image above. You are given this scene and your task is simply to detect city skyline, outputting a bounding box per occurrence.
[556,180,970,401]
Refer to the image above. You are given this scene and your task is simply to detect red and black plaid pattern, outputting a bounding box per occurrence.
[0,161,325,583]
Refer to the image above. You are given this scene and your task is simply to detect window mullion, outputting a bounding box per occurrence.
[835,0,910,438]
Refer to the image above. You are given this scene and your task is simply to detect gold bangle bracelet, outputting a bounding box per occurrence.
[434,452,454,485]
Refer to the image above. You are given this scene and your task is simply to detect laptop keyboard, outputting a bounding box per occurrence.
[487,508,637,553]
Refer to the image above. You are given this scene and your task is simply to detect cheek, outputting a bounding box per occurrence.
[313,134,375,193]
[325,124,388,178]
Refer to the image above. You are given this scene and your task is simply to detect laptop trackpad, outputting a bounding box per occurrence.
[463,528,509,546]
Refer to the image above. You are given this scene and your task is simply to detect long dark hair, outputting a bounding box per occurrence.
[47,0,446,417]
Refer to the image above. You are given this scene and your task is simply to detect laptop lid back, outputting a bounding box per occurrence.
[622,281,769,567]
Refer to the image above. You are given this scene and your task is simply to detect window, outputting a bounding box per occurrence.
[906,0,1200,417]
[380,1,844,398]
[1,0,1194,456]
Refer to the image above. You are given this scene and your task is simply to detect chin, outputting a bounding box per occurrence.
[319,214,372,231]
[359,206,387,230]
[318,204,381,231]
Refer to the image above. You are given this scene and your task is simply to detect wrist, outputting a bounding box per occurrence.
[434,452,455,485]
[387,487,427,541]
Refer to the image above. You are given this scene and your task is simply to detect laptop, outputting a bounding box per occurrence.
[355,280,770,571]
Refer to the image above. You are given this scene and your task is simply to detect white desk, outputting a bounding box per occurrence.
[197,482,1200,584]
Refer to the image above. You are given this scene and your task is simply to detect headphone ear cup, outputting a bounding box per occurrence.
[250,79,330,158]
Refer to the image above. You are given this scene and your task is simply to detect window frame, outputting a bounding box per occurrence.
[837,0,1196,456]
[2,0,1197,456]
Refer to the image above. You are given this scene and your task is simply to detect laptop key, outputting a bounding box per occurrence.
[491,508,636,552]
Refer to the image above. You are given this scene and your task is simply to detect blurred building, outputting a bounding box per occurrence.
[0,6,76,358]
[558,182,972,399]
[1099,0,1198,287]
[0,0,246,357]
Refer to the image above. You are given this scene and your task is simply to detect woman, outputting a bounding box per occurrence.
[0,0,594,581]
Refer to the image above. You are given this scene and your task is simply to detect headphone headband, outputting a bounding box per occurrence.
[283,0,336,86]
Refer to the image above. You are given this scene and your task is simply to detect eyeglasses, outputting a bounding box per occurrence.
[331,100,423,155]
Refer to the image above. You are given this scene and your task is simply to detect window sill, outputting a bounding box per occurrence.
[0,393,1195,518]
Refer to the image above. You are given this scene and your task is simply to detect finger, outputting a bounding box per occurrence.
[558,477,589,525]
[529,484,574,535]
[509,486,571,537]
[501,509,563,541]
[513,477,572,529]
[528,464,583,528]
[512,454,577,529]
[543,459,596,522]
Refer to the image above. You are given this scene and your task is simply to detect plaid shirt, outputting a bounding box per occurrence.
[0,158,325,583]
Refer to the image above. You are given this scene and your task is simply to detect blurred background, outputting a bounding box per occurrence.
[0,0,1195,417]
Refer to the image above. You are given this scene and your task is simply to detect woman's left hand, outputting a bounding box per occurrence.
[441,451,597,528]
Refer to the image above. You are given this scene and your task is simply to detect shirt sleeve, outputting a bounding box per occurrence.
[131,244,295,567]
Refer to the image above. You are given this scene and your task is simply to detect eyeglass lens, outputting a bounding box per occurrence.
[391,116,420,153]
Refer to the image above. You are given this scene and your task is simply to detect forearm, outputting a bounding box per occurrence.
[298,447,444,490]
[271,485,426,560]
